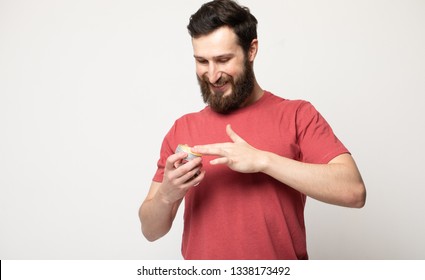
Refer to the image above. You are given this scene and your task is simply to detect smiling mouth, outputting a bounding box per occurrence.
[210,83,229,95]
[212,81,228,88]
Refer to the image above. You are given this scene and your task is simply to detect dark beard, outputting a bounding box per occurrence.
[197,58,255,114]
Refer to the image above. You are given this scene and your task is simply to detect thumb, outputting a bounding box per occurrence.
[226,124,245,143]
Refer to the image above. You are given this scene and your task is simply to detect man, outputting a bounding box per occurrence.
[139,0,366,260]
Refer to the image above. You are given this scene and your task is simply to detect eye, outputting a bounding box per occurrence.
[196,58,208,65]
[217,58,230,64]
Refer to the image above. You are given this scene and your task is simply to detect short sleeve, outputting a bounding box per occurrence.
[296,102,349,164]
[152,124,176,182]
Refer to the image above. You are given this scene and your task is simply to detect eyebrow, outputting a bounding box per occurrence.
[193,54,235,60]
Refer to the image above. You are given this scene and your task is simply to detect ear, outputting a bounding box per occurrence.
[248,39,259,62]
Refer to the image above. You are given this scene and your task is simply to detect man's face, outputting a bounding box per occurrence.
[192,26,255,114]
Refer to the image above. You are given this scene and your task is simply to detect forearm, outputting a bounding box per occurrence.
[261,152,366,208]
[192,125,365,207]
[139,194,181,241]
[139,155,205,241]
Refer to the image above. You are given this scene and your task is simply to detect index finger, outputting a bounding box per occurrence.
[192,143,228,156]
[165,152,188,170]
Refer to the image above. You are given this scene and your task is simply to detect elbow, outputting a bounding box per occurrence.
[142,226,170,242]
[346,181,367,208]
[139,218,165,242]
[142,228,161,242]
[139,209,162,242]
[140,215,169,242]
[138,201,174,242]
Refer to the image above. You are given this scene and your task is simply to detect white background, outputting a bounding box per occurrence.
[1,0,424,259]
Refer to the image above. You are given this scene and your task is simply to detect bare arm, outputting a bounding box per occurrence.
[193,124,366,208]
[139,153,205,241]
[139,181,182,241]
[262,152,365,207]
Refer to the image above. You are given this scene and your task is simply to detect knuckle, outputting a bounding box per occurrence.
[165,173,174,183]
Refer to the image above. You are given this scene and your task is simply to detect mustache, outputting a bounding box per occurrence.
[201,73,233,87]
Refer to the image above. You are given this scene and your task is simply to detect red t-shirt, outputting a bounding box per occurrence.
[152,91,348,259]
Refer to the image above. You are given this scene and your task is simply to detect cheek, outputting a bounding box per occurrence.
[227,68,243,81]
[195,66,207,79]
[195,63,208,77]
[226,60,245,77]
[214,66,240,81]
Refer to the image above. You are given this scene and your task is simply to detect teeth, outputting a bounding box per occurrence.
[214,82,227,87]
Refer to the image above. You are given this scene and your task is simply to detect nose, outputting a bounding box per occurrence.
[207,63,221,84]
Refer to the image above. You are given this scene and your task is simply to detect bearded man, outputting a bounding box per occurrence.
[139,0,366,260]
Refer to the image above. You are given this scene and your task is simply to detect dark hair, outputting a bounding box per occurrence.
[187,0,258,54]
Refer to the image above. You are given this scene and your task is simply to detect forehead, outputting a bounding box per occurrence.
[192,26,242,58]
